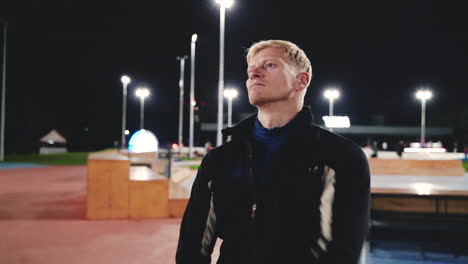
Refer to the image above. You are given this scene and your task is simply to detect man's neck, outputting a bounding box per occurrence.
[257,102,302,129]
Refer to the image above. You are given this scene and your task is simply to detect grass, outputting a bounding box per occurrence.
[5,152,89,166]
[464,161,468,172]
[188,165,200,170]
[181,157,203,161]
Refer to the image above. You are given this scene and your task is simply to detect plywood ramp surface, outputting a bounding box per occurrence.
[86,158,130,219]
[369,158,465,176]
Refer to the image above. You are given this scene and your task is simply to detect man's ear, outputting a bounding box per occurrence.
[295,72,310,91]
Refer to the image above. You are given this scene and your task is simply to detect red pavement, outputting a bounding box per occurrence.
[0,166,220,264]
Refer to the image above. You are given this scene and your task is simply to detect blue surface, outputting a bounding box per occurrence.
[362,238,468,264]
[0,162,46,170]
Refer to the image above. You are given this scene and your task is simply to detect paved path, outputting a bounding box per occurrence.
[0,165,220,264]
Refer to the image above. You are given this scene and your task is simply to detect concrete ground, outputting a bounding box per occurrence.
[0,165,219,264]
[2,164,467,264]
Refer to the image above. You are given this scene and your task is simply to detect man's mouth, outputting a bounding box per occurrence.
[249,82,266,90]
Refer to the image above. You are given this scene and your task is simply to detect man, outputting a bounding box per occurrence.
[176,40,370,264]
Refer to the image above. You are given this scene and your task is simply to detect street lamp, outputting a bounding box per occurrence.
[189,34,197,159]
[135,88,150,129]
[324,89,340,116]
[223,88,238,127]
[215,0,234,147]
[0,20,8,161]
[176,55,188,150]
[120,75,131,149]
[324,88,340,132]
[415,89,432,147]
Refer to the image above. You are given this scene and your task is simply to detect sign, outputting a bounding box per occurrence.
[322,116,351,128]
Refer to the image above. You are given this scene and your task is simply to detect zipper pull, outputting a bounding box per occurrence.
[308,165,319,175]
[251,203,257,219]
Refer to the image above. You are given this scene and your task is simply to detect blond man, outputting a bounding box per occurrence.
[177,40,370,264]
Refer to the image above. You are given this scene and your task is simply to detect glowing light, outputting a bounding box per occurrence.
[121,75,131,85]
[413,183,433,195]
[124,130,130,135]
[135,88,150,98]
[171,143,179,150]
[324,89,340,100]
[128,129,159,153]
[47,140,54,144]
[223,88,238,99]
[191,34,198,42]
[416,89,432,100]
[322,116,351,128]
[215,0,234,8]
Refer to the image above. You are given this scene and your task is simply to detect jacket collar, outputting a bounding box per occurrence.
[222,106,315,139]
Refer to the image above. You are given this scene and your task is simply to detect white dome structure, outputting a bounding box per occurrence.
[128,129,159,153]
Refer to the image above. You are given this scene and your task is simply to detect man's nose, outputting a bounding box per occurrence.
[248,68,263,80]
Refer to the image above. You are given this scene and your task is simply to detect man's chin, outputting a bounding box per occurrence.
[249,97,269,107]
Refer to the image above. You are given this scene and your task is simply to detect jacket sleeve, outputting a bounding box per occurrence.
[176,151,217,264]
[315,144,371,264]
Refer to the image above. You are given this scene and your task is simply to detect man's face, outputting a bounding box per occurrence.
[246,47,299,106]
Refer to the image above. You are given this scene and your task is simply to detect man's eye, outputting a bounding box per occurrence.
[265,63,274,68]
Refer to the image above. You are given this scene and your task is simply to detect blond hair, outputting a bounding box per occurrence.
[246,40,312,75]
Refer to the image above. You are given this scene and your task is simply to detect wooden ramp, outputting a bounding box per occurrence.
[369,158,465,176]
[168,166,195,217]
[86,153,130,219]
[129,166,169,219]
[86,153,194,219]
[86,153,169,219]
[371,173,468,214]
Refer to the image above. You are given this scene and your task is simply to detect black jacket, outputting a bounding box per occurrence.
[176,107,370,264]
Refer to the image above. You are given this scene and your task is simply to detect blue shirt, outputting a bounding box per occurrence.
[251,118,292,185]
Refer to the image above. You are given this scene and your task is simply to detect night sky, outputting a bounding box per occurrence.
[1,0,467,153]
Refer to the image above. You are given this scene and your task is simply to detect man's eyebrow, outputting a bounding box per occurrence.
[260,57,280,63]
[247,58,280,68]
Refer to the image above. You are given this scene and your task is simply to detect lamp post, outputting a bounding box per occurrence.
[176,55,188,149]
[223,88,238,127]
[120,75,131,149]
[215,0,234,147]
[0,20,7,161]
[189,34,197,159]
[415,89,432,147]
[324,89,340,132]
[135,88,150,129]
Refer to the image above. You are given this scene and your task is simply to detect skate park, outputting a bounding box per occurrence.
[2,1,468,263]
[1,143,468,263]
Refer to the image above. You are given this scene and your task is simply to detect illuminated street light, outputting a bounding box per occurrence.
[135,88,150,129]
[215,0,234,8]
[323,88,340,132]
[415,89,432,147]
[121,75,131,85]
[223,88,238,128]
[215,0,234,146]
[176,55,188,150]
[189,34,197,159]
[120,75,131,149]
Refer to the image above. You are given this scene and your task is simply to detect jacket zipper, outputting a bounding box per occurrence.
[249,161,257,220]
[247,144,257,220]
[251,203,257,219]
